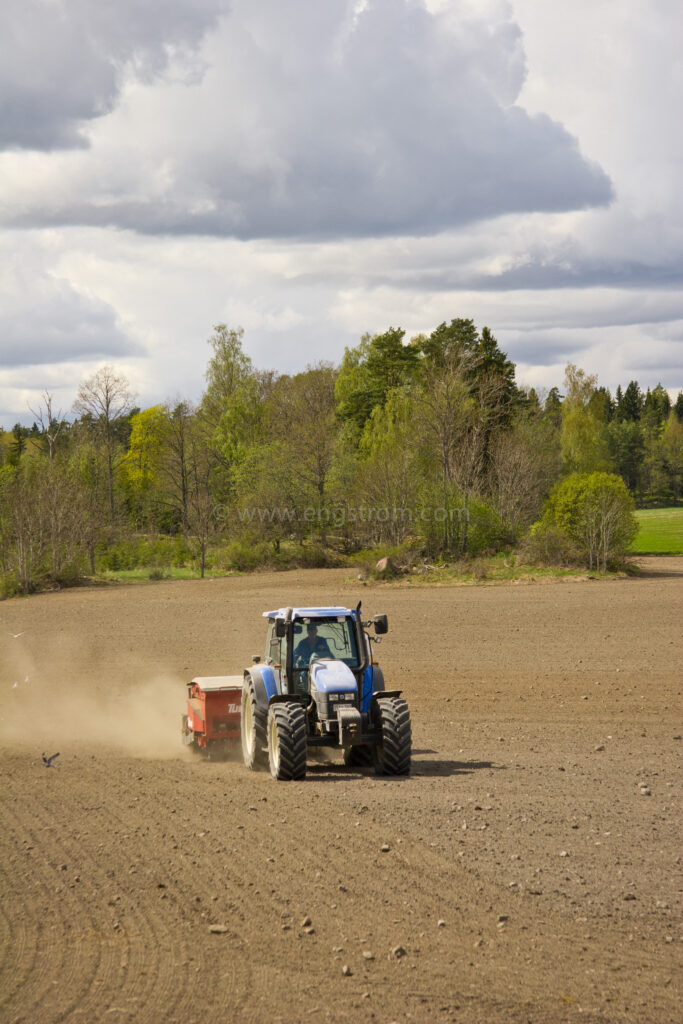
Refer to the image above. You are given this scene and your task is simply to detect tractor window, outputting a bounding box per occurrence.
[264,622,274,663]
[292,617,359,668]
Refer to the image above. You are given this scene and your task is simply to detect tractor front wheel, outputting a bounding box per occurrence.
[267,703,307,781]
[373,696,411,776]
[241,678,268,770]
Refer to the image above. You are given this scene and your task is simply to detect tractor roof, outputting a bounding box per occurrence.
[263,606,355,620]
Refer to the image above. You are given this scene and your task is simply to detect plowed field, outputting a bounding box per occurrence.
[1,560,681,1024]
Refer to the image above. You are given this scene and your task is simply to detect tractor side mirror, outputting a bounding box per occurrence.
[275,618,287,638]
[373,614,388,634]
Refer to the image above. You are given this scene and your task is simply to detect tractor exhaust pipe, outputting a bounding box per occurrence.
[355,600,369,677]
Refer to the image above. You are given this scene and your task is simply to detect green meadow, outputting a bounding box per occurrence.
[631,508,683,554]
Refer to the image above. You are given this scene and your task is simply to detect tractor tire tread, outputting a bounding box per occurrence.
[374,696,411,776]
[269,703,307,781]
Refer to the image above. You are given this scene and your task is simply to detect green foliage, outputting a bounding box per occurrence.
[660,414,683,500]
[606,420,644,491]
[617,380,644,422]
[524,522,581,568]
[543,387,563,427]
[350,388,423,547]
[95,535,191,573]
[212,376,266,470]
[465,500,506,555]
[123,406,168,488]
[419,320,518,414]
[120,405,169,526]
[642,384,671,431]
[217,537,342,572]
[419,317,479,367]
[202,324,253,427]
[294,543,342,568]
[588,386,615,423]
[4,330,681,595]
[220,538,274,572]
[560,365,611,474]
[533,472,637,571]
[0,572,20,600]
[335,328,419,432]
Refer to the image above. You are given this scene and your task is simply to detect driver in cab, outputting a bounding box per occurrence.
[294,622,333,665]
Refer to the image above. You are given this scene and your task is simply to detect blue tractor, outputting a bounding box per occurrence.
[241,604,411,781]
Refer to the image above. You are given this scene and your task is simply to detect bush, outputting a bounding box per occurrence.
[531,472,637,571]
[0,572,19,600]
[95,535,186,573]
[294,544,330,568]
[523,523,582,567]
[465,500,506,555]
[52,560,85,587]
[222,539,273,572]
[172,536,192,566]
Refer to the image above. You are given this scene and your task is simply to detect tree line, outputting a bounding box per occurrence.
[1,319,681,593]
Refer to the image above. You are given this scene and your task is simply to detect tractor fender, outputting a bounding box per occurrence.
[244,666,278,713]
[268,693,305,705]
[371,665,385,693]
[371,689,403,720]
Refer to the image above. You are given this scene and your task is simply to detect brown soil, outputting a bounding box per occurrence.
[0,560,680,1024]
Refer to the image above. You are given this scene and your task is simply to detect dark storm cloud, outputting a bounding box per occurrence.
[0,0,227,150]
[403,258,683,293]
[2,0,613,239]
[0,280,143,367]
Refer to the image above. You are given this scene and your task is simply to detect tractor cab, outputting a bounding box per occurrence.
[264,610,361,696]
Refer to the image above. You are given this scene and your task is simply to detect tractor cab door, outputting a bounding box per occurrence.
[265,621,289,694]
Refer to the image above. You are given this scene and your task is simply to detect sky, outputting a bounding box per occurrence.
[0,0,681,427]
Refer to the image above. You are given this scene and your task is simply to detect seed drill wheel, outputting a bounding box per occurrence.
[181,714,199,754]
[267,703,307,781]
[373,696,412,776]
[241,677,268,770]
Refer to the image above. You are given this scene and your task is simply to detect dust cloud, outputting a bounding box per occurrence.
[1,634,187,759]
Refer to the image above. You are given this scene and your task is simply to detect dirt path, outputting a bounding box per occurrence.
[1,561,681,1023]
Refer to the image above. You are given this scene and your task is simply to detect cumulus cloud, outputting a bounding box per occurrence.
[0,239,143,368]
[0,0,680,426]
[0,0,227,150]
[0,0,612,238]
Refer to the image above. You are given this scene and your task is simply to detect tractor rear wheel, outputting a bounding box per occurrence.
[267,703,307,781]
[373,696,411,776]
[241,677,268,770]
